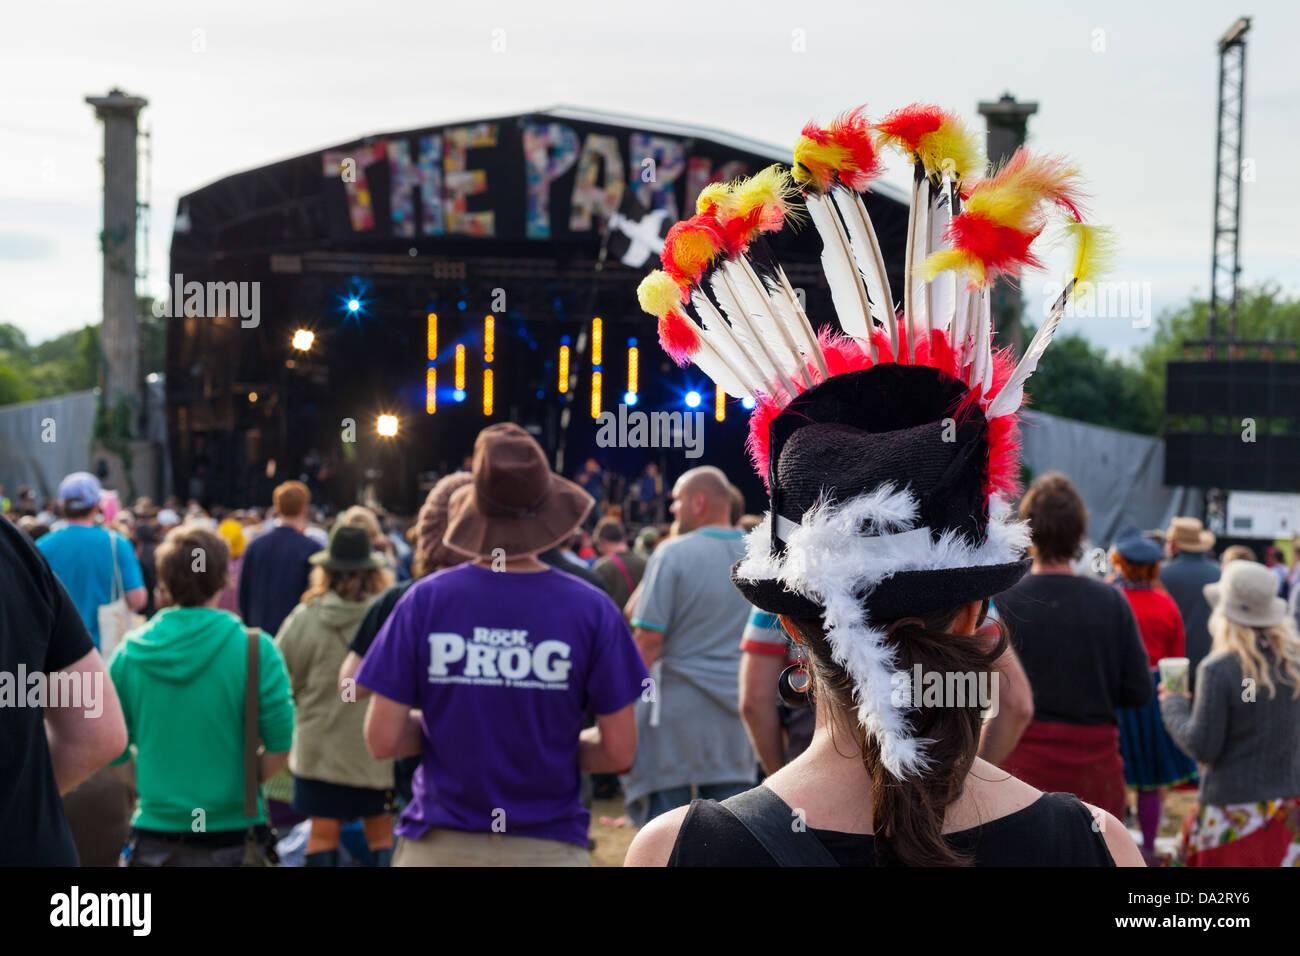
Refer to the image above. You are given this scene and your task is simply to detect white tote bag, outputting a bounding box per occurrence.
[97,530,141,659]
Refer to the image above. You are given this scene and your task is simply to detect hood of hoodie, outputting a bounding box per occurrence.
[118,606,249,683]
[309,590,375,636]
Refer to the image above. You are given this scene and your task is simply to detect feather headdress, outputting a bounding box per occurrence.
[636,103,1110,780]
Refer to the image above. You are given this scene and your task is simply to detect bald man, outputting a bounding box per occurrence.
[623,467,757,825]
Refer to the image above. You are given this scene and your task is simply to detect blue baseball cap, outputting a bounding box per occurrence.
[57,471,103,510]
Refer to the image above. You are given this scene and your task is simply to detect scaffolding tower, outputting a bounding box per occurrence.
[1208,17,1250,349]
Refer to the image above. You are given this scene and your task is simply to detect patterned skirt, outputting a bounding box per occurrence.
[1118,669,1199,790]
[1171,796,1300,867]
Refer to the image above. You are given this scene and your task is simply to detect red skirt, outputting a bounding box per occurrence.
[1002,719,1128,821]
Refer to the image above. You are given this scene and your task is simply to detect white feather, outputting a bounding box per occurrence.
[805,192,875,358]
[929,178,956,340]
[831,187,895,351]
[773,265,830,380]
[725,258,813,389]
[967,286,991,395]
[986,279,1073,419]
[692,289,772,394]
[690,334,756,400]
[951,283,976,376]
[902,167,933,360]
[710,271,799,398]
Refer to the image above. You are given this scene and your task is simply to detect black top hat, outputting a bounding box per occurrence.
[310,524,386,572]
[732,364,1030,621]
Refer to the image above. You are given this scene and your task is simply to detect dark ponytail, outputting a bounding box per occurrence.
[785,603,1007,867]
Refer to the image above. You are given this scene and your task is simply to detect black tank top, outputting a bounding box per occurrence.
[667,787,1116,866]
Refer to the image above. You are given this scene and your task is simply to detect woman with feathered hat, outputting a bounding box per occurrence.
[627,104,1144,866]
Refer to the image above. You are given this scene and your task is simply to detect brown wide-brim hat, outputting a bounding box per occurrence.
[444,423,594,559]
[1166,516,1215,553]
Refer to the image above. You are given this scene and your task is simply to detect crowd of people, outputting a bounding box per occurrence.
[3,439,1300,868]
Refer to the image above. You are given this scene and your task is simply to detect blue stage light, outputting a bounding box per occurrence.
[624,391,638,406]
[453,388,466,403]
[627,337,638,347]
[347,298,360,312]
[458,300,467,311]
[741,396,756,410]
[685,390,701,409]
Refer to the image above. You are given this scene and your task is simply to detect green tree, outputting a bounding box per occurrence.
[1020,326,1162,434]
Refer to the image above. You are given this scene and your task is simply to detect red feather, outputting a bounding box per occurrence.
[661,215,725,286]
[875,104,945,153]
[946,213,1043,282]
[826,107,884,191]
[657,311,700,367]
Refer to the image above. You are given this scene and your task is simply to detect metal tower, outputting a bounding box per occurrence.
[1209,17,1250,347]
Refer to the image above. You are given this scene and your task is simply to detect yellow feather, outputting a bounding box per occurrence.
[917,114,985,181]
[964,186,1043,231]
[916,247,972,282]
[696,182,733,216]
[637,270,684,318]
[792,137,850,189]
[1067,222,1117,287]
[730,165,795,212]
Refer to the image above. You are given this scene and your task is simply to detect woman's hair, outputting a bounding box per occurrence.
[1112,553,1159,584]
[1208,612,1300,700]
[1018,471,1087,564]
[156,525,229,607]
[302,563,394,604]
[783,602,1006,867]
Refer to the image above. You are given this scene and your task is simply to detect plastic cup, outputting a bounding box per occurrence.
[1158,657,1190,696]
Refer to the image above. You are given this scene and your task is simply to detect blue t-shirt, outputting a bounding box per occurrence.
[36,525,144,650]
[355,563,648,848]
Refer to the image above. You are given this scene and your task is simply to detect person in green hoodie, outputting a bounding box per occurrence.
[110,524,295,866]
[275,521,395,866]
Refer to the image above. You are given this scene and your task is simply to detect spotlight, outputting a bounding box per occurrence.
[685,390,701,409]
[453,388,466,403]
[741,396,756,411]
[624,391,638,407]
[347,299,360,313]
[376,414,398,437]
[291,329,314,351]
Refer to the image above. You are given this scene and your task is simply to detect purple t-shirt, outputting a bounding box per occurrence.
[355,563,648,847]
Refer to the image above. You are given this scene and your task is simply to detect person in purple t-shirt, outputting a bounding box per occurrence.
[357,424,648,866]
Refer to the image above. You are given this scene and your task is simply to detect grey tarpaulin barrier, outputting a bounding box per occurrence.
[0,390,98,501]
[1019,409,1201,548]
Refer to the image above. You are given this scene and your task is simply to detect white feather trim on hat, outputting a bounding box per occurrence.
[734,487,1029,779]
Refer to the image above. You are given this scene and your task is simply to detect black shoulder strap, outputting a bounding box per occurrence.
[718,786,839,867]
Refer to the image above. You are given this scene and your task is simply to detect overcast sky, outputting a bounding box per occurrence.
[3,0,1296,357]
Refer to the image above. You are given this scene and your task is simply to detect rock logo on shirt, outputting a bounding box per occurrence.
[427,628,572,690]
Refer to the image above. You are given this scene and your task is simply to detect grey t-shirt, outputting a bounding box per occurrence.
[623,527,756,803]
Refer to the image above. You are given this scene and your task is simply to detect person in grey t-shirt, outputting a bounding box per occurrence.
[623,467,756,825]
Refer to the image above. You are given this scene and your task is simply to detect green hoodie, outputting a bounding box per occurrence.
[108,606,295,833]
